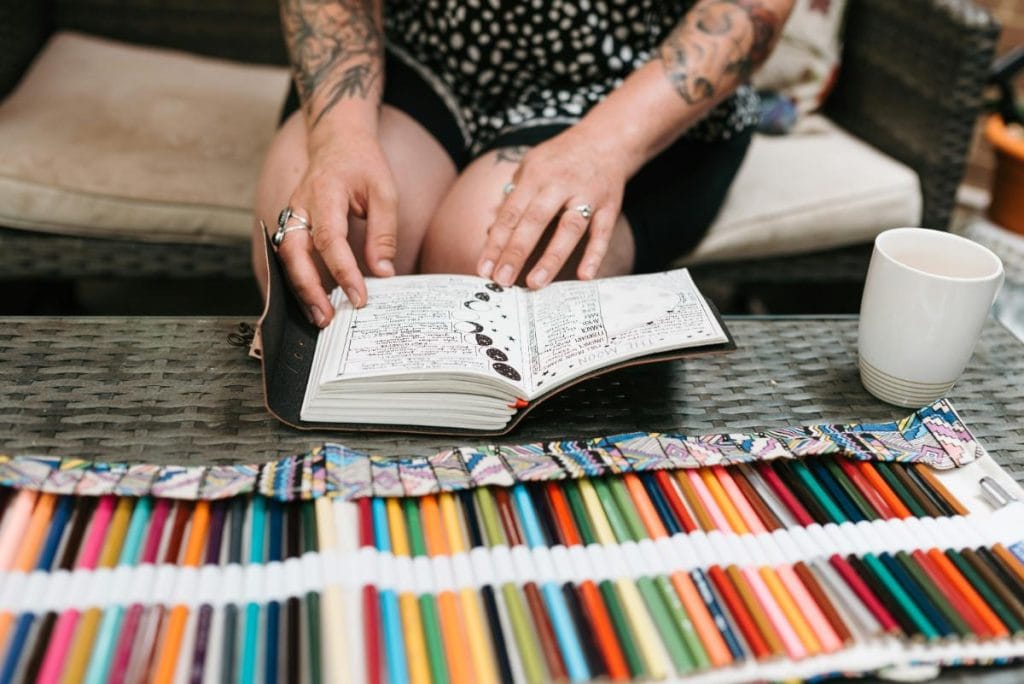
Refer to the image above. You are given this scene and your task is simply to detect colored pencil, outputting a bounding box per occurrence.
[240,495,265,684]
[148,499,210,684]
[402,497,451,684]
[302,501,323,684]
[36,494,116,684]
[83,496,153,684]
[187,499,227,684]
[220,496,246,684]
[372,497,409,684]
[0,495,71,682]
[437,492,501,684]
[318,495,354,684]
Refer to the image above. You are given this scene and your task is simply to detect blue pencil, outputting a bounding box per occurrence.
[241,495,266,684]
[0,496,72,683]
[372,497,409,684]
[511,484,590,683]
[83,496,153,684]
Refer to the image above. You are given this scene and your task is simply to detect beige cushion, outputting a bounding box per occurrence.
[753,0,849,117]
[679,116,922,265]
[0,32,289,244]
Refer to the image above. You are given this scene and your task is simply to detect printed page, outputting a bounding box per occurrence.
[318,274,529,391]
[523,268,726,396]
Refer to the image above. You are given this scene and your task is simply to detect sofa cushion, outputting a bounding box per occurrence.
[0,31,289,244]
[680,116,922,265]
[753,0,849,119]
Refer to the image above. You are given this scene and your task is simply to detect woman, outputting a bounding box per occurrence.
[254,0,793,327]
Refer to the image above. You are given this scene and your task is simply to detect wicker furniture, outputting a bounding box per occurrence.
[0,0,1001,299]
[1,316,1020,486]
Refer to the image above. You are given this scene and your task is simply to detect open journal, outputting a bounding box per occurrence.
[297,268,732,431]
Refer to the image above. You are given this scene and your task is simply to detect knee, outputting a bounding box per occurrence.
[419,207,491,276]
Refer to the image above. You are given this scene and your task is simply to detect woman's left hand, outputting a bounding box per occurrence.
[477,124,636,288]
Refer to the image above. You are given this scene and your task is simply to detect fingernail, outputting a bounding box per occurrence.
[479,260,494,278]
[581,262,598,279]
[347,288,363,308]
[311,305,326,327]
[531,268,549,287]
[376,259,395,276]
[496,264,515,286]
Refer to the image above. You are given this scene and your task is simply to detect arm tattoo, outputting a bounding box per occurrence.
[660,0,782,104]
[494,146,529,165]
[280,0,384,125]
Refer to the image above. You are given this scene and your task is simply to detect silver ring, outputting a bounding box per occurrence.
[574,203,593,221]
[502,182,515,196]
[273,207,312,246]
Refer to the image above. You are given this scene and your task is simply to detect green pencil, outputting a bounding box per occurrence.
[475,488,547,684]
[403,499,450,684]
[563,482,645,678]
[300,502,322,684]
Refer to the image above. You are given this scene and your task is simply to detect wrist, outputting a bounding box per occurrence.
[307,104,380,148]
[574,111,649,178]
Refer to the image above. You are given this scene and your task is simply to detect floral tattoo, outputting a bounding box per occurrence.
[280,0,384,125]
[660,0,782,104]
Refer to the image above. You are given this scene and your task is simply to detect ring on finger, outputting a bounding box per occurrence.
[574,203,593,221]
[273,207,312,246]
[502,181,516,196]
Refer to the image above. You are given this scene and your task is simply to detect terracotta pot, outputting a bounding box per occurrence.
[986,114,1024,236]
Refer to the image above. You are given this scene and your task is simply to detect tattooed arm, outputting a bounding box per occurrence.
[281,0,384,128]
[272,0,397,321]
[478,0,793,288]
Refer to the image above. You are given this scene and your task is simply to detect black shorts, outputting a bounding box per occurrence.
[281,51,752,273]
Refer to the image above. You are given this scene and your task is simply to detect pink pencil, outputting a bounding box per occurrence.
[36,495,116,684]
[0,489,39,569]
[108,498,171,684]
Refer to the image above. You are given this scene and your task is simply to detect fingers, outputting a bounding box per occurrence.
[526,199,594,289]
[309,212,368,309]
[577,205,618,280]
[272,226,335,327]
[364,179,398,277]
[481,188,565,287]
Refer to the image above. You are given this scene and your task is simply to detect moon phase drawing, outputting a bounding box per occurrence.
[492,363,521,381]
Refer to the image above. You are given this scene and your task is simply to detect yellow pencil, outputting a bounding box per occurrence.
[386,498,431,684]
[439,493,499,684]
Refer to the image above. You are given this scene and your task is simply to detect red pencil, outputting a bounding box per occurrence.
[756,463,815,527]
[653,470,698,533]
[828,554,901,634]
[358,497,383,684]
[706,565,772,660]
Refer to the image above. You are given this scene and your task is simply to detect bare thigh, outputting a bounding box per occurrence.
[419,147,635,280]
[251,106,457,293]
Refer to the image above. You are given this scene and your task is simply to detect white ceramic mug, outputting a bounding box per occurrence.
[858,227,1004,407]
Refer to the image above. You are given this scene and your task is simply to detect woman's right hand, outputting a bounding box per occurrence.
[276,124,399,327]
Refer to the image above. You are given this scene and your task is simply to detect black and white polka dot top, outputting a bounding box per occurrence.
[385,0,759,155]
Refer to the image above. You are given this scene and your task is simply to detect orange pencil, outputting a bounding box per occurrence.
[438,492,501,684]
[152,500,211,684]
[856,462,912,519]
[421,495,475,684]
[0,493,56,648]
[623,474,733,668]
[927,548,1009,638]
